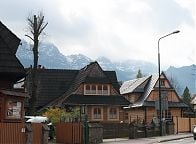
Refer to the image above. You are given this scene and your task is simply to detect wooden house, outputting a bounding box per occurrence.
[120,72,188,124]
[26,62,130,122]
[0,21,27,122]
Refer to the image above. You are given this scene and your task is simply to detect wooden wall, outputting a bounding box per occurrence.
[170,108,181,117]
[128,108,145,123]
[87,106,124,122]
[146,107,156,123]
[147,91,180,102]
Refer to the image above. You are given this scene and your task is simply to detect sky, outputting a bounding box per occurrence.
[0,0,195,69]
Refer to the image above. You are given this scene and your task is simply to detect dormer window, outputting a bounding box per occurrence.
[160,80,165,86]
[97,85,102,94]
[85,85,91,94]
[103,85,108,95]
[91,85,96,94]
[84,84,110,95]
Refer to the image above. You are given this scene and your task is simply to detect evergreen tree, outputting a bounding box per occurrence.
[182,86,191,105]
[136,69,143,78]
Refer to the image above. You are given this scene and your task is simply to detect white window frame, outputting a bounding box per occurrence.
[92,107,103,120]
[84,84,110,95]
[107,107,119,121]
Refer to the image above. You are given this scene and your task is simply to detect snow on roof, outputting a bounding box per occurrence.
[131,74,159,107]
[120,75,150,94]
[121,74,159,108]
[191,94,196,105]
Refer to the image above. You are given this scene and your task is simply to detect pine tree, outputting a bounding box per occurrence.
[182,86,191,105]
[136,69,143,78]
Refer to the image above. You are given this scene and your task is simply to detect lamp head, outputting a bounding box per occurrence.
[172,30,180,34]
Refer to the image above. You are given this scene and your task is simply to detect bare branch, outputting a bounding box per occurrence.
[38,22,48,35]
[37,16,44,31]
[25,34,34,41]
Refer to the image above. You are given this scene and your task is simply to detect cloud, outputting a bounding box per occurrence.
[0,0,195,69]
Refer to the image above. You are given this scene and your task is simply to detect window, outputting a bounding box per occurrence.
[124,112,129,120]
[129,96,135,103]
[91,85,96,94]
[103,85,109,95]
[97,85,102,94]
[165,110,172,119]
[93,107,102,119]
[160,80,165,86]
[85,85,91,94]
[86,85,90,90]
[84,84,110,95]
[108,107,118,120]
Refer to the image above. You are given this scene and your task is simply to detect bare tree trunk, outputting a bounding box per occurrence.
[26,13,48,115]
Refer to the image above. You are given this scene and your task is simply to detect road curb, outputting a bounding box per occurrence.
[159,135,193,143]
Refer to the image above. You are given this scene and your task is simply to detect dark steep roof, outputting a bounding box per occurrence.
[64,94,130,106]
[26,69,78,109]
[104,71,120,93]
[0,21,20,54]
[48,61,120,107]
[0,21,25,81]
[26,62,124,110]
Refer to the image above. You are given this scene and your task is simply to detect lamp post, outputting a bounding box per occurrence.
[158,30,180,136]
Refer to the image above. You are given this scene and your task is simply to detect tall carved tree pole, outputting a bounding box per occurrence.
[26,12,48,115]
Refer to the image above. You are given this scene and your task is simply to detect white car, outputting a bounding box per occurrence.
[25,116,54,139]
[25,116,48,123]
[193,125,196,140]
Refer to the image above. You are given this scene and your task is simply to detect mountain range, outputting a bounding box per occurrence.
[166,65,196,95]
[16,41,157,80]
[16,41,195,95]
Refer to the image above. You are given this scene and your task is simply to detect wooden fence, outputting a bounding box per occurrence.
[0,123,26,144]
[56,122,83,144]
[173,117,196,134]
[0,123,43,144]
[32,123,43,144]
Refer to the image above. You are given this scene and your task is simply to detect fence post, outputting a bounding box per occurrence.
[25,123,33,144]
[176,116,178,134]
[84,115,89,144]
[42,123,50,144]
[189,117,191,132]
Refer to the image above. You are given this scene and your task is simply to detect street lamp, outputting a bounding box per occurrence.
[158,30,180,136]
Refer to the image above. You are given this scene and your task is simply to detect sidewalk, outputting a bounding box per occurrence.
[101,133,193,144]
